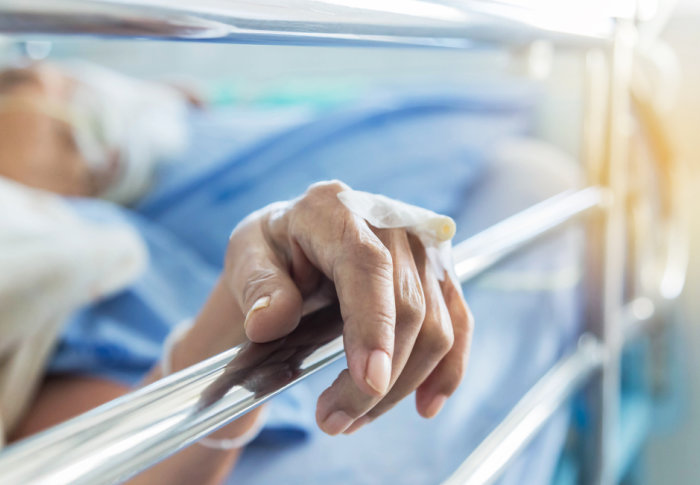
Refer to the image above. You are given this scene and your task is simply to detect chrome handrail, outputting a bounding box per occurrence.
[0,0,632,48]
[443,334,606,485]
[0,187,603,485]
[443,295,659,485]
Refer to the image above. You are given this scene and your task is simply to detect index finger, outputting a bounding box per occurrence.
[274,182,397,398]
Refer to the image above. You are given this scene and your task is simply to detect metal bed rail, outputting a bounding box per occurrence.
[443,296,663,485]
[443,334,606,485]
[0,0,636,49]
[446,16,689,484]
[0,188,603,485]
[0,3,687,485]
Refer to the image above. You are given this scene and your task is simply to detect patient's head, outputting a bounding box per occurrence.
[0,61,193,202]
[0,64,100,197]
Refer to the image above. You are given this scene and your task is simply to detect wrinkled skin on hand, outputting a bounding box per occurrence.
[197,302,343,409]
[219,180,474,435]
[0,64,474,436]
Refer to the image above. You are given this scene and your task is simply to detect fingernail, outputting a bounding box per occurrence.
[322,411,353,435]
[244,296,270,330]
[365,350,391,395]
[343,416,370,435]
[424,394,448,418]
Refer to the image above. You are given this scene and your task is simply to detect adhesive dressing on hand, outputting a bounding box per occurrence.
[337,189,460,289]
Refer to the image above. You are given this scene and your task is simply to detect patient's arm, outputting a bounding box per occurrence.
[11,280,263,485]
[219,181,473,435]
[11,181,473,482]
[11,376,243,485]
[5,63,472,481]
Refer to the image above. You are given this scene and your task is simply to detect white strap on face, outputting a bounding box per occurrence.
[61,61,190,205]
[0,95,76,125]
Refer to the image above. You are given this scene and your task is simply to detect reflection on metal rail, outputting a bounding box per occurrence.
[454,186,606,280]
[0,0,631,48]
[0,187,603,485]
[443,335,606,485]
[441,296,657,485]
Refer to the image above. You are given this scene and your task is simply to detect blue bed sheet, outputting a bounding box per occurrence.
[49,87,581,484]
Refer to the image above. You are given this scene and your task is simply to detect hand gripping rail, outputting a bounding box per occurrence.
[0,0,634,49]
[0,187,604,485]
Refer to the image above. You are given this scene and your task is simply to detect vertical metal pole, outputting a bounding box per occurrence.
[582,20,636,485]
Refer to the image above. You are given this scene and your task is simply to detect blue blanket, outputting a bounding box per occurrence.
[49,87,581,484]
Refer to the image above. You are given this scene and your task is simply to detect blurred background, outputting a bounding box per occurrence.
[1,1,699,483]
[642,1,700,482]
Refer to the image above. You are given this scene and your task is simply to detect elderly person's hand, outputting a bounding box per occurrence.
[206,180,473,435]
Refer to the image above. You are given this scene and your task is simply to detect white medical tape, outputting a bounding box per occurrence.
[337,189,459,285]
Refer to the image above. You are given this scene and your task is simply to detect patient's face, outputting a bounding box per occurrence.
[0,65,95,196]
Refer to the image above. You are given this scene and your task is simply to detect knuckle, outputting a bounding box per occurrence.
[292,181,349,229]
[325,370,374,417]
[453,301,474,342]
[334,230,394,289]
[395,267,425,326]
[373,308,397,339]
[345,303,396,346]
[241,267,278,305]
[465,315,474,337]
[396,291,426,327]
[439,348,471,397]
[465,306,475,332]
[441,365,464,395]
[349,238,392,270]
[307,180,348,197]
[422,317,454,357]
[303,180,349,205]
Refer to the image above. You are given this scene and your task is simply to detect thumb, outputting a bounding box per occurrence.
[228,239,303,343]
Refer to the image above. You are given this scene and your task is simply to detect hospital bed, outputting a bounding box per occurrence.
[0,1,688,484]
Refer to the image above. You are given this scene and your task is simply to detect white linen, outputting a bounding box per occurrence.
[0,177,146,444]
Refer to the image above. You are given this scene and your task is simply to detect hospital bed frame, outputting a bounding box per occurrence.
[0,2,687,484]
